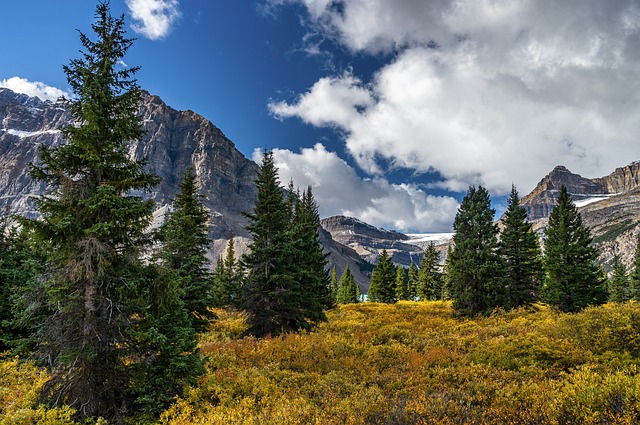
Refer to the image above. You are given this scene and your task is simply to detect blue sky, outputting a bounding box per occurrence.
[2,0,640,232]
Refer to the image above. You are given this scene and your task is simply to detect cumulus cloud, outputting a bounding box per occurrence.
[253,144,459,232]
[126,0,181,40]
[0,77,69,102]
[267,0,640,197]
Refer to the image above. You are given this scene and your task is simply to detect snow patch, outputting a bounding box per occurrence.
[2,128,60,138]
[406,233,454,246]
[574,194,619,208]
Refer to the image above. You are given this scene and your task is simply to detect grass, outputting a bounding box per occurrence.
[4,301,640,424]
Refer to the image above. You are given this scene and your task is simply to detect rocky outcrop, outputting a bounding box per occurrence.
[321,215,427,267]
[0,88,367,282]
[521,163,640,222]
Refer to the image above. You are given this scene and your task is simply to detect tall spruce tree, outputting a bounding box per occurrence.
[241,152,327,336]
[542,186,606,312]
[0,216,43,354]
[608,255,629,303]
[417,242,441,301]
[448,186,506,316]
[367,249,396,303]
[212,234,240,308]
[23,3,161,421]
[291,187,332,314]
[330,266,339,305]
[395,265,409,301]
[336,265,359,304]
[158,167,213,332]
[499,185,544,309]
[630,234,640,301]
[407,261,418,300]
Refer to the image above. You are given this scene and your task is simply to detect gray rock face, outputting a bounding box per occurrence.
[524,162,640,269]
[321,215,425,267]
[521,163,640,221]
[0,88,366,280]
[0,88,259,245]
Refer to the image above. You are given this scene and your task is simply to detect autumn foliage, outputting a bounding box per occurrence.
[5,301,640,424]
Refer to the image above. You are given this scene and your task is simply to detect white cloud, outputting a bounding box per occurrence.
[268,0,640,197]
[126,0,181,40]
[253,144,459,232]
[0,77,69,102]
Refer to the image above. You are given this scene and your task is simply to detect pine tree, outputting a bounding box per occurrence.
[608,254,629,303]
[0,216,43,354]
[630,234,640,301]
[367,249,396,303]
[241,153,327,336]
[212,234,240,308]
[336,265,359,304]
[23,3,162,420]
[407,261,418,300]
[448,186,506,316]
[499,185,544,309]
[417,242,441,301]
[395,265,409,301]
[291,187,332,315]
[158,167,213,332]
[542,186,607,312]
[330,266,339,305]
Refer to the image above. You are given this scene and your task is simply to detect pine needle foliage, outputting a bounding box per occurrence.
[19,3,200,421]
[629,234,640,301]
[158,167,214,332]
[241,152,327,337]
[368,249,396,303]
[417,242,442,301]
[499,185,544,309]
[608,255,629,303]
[336,265,359,304]
[542,186,607,312]
[448,185,506,316]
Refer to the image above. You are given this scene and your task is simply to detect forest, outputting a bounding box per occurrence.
[2,2,640,424]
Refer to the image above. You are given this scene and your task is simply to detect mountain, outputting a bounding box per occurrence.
[523,163,640,268]
[0,88,367,287]
[521,163,640,221]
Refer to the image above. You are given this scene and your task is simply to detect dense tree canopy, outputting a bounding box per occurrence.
[448,186,505,316]
[542,186,607,312]
[368,249,396,303]
[499,185,544,309]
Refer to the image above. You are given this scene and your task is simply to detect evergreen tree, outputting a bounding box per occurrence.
[448,186,506,316]
[499,185,544,309]
[442,244,453,300]
[407,261,418,300]
[330,266,339,305]
[241,153,327,337]
[336,265,359,304]
[212,234,240,308]
[128,265,203,419]
[630,234,640,301]
[367,249,396,303]
[0,216,43,354]
[395,265,409,301]
[23,3,166,420]
[542,186,607,312]
[291,187,332,314]
[608,255,629,303]
[417,242,441,301]
[158,167,213,332]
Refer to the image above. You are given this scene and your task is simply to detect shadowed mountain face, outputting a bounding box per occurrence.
[0,88,366,283]
[0,88,259,240]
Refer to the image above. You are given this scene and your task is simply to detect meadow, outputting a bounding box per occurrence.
[3,301,640,424]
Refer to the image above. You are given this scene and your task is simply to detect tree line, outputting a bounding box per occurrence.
[366,183,640,316]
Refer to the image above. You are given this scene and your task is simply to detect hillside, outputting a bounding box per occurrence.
[4,301,640,424]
